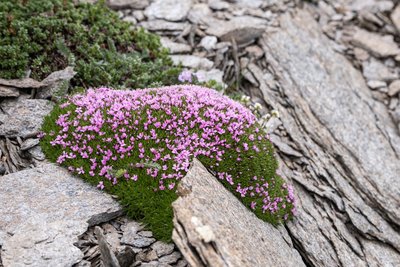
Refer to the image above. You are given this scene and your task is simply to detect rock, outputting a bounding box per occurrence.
[120,222,155,248]
[391,104,400,125]
[158,251,181,264]
[172,160,305,267]
[0,86,19,97]
[116,246,136,267]
[353,47,369,61]
[75,260,91,266]
[245,45,264,59]
[144,0,193,22]
[160,38,192,54]
[170,55,214,70]
[0,77,44,89]
[132,10,145,21]
[94,226,121,267]
[388,80,400,97]
[391,5,400,32]
[234,0,263,8]
[20,138,40,151]
[139,20,188,31]
[187,4,212,24]
[107,0,149,10]
[269,134,302,158]
[0,98,54,138]
[367,80,387,90]
[199,36,218,51]
[0,164,122,267]
[138,231,153,238]
[362,58,398,82]
[27,145,46,161]
[195,69,224,85]
[37,67,76,101]
[259,8,400,266]
[208,0,230,11]
[351,28,400,58]
[206,16,268,45]
[123,16,137,24]
[136,249,158,262]
[151,241,175,257]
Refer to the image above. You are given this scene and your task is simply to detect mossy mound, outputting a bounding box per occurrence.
[40,86,296,241]
[0,0,180,89]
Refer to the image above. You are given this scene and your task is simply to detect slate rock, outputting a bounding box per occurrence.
[94,226,121,267]
[158,251,181,264]
[139,20,188,31]
[388,80,400,97]
[362,58,398,82]
[0,164,122,267]
[0,86,19,97]
[170,55,214,70]
[20,138,40,151]
[151,241,175,257]
[172,159,305,267]
[0,77,44,89]
[187,3,212,24]
[391,5,400,32]
[0,98,54,138]
[37,66,76,101]
[352,28,400,58]
[107,0,149,10]
[160,38,192,54]
[206,16,268,45]
[145,0,193,22]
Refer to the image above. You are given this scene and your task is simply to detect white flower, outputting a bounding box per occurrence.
[271,109,280,118]
[240,95,251,103]
[254,103,262,110]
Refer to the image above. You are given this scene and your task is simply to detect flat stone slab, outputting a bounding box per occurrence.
[0,164,122,267]
[172,159,305,267]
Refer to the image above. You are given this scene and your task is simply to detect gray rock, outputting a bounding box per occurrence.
[234,0,263,8]
[151,241,175,257]
[107,0,149,10]
[269,134,302,158]
[144,0,193,22]
[362,58,398,82]
[160,38,192,54]
[158,251,181,264]
[199,36,218,51]
[0,86,19,97]
[37,67,76,101]
[135,249,158,262]
[94,226,121,267]
[27,145,46,161]
[0,98,54,138]
[75,260,91,267]
[170,55,214,70]
[352,28,400,58]
[259,8,400,266]
[132,10,145,21]
[391,4,400,33]
[121,222,155,248]
[0,164,122,267]
[20,138,40,151]
[0,77,44,89]
[206,16,267,45]
[172,160,305,267]
[187,3,212,24]
[195,69,224,85]
[388,80,400,97]
[139,20,188,31]
[367,80,387,90]
[208,0,230,10]
[116,246,136,267]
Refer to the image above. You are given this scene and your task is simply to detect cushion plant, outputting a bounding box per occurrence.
[40,85,296,241]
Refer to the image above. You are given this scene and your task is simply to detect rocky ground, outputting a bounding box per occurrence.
[1,0,399,266]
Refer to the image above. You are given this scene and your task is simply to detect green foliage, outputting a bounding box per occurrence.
[0,0,181,88]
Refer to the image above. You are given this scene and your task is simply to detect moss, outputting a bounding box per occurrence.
[0,0,181,89]
[40,86,296,242]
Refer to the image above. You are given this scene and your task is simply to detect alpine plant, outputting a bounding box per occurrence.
[40,85,296,241]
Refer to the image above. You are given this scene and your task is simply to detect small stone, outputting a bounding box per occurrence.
[362,58,398,82]
[195,69,224,84]
[27,146,46,161]
[0,77,44,89]
[121,221,144,236]
[175,259,189,267]
[0,86,19,97]
[140,262,162,267]
[20,138,40,151]
[132,10,145,21]
[158,251,181,264]
[136,249,158,262]
[145,0,193,22]
[389,98,399,110]
[391,5,400,32]
[116,246,136,267]
[94,226,121,267]
[139,20,188,31]
[352,28,400,58]
[367,80,387,90]
[170,55,214,70]
[206,16,268,45]
[199,36,218,51]
[388,80,400,97]
[107,0,149,10]
[75,260,91,267]
[123,16,137,24]
[245,45,264,59]
[37,67,76,101]
[209,0,230,10]
[234,0,263,8]
[187,4,212,24]
[160,38,192,54]
[151,241,175,257]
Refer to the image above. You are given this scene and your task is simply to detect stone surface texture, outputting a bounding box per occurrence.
[172,159,305,267]
[144,0,193,22]
[0,164,122,267]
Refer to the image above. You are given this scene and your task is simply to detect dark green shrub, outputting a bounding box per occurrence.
[0,0,180,88]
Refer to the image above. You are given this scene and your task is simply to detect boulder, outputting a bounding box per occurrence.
[0,164,122,267]
[172,159,305,267]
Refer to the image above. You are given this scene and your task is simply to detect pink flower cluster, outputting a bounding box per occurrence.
[45,85,296,220]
